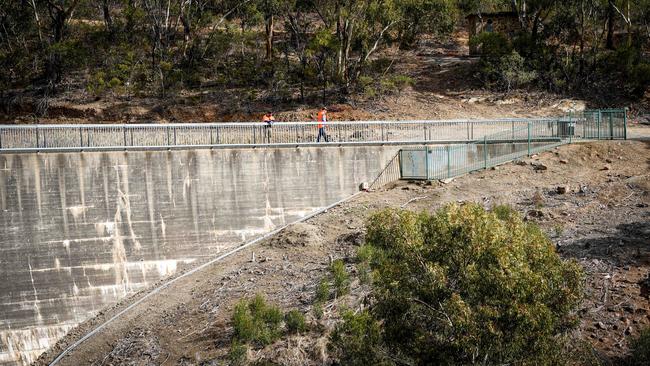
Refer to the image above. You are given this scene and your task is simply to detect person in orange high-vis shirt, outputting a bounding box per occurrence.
[316,107,329,142]
[262,111,275,143]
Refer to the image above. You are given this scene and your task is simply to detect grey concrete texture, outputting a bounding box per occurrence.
[0,146,399,366]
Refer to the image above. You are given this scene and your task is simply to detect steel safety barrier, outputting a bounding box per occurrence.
[398,109,627,181]
[0,110,626,153]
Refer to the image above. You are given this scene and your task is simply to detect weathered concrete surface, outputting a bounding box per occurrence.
[0,146,399,366]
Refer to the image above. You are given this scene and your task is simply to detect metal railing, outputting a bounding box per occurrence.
[399,109,627,181]
[0,110,626,153]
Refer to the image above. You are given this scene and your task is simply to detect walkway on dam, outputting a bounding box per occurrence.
[0,109,627,153]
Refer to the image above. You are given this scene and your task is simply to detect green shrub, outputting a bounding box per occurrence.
[315,278,330,303]
[630,327,650,365]
[330,259,350,297]
[229,340,248,366]
[498,51,537,91]
[313,302,324,319]
[335,203,584,365]
[329,310,393,366]
[285,310,307,334]
[232,294,283,346]
[391,75,414,96]
[470,32,512,63]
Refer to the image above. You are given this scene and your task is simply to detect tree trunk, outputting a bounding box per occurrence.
[606,0,615,49]
[29,0,43,43]
[102,0,113,35]
[626,0,631,46]
[265,14,273,60]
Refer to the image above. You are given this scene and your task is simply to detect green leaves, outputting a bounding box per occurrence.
[333,203,584,365]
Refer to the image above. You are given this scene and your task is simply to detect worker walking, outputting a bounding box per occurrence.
[262,111,275,143]
[316,107,329,142]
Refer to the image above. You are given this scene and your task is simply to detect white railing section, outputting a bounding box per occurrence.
[0,116,624,153]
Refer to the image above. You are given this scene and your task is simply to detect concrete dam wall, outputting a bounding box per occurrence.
[0,146,399,366]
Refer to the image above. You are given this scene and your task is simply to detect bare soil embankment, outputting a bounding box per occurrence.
[35,137,650,366]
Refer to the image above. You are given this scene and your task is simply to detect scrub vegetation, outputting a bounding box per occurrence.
[1,0,649,119]
[330,203,585,365]
[229,203,587,365]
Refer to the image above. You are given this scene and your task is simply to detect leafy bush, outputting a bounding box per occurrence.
[498,51,537,92]
[471,33,537,91]
[329,310,392,366]
[470,32,512,63]
[315,278,330,303]
[330,259,350,297]
[630,327,650,365]
[229,340,248,366]
[331,203,584,365]
[232,294,284,346]
[285,310,307,334]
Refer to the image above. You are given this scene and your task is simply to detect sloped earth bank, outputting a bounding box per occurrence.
[37,139,650,366]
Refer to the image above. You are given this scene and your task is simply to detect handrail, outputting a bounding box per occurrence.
[0,118,561,129]
[0,111,627,153]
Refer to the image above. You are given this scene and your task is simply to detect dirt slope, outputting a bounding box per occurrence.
[34,137,650,366]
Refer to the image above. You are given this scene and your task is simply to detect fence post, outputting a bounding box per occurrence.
[620,107,627,140]
[447,145,451,178]
[569,113,573,144]
[173,127,177,146]
[609,112,613,140]
[527,122,531,156]
[425,147,430,180]
[123,127,127,147]
[597,110,601,140]
[35,126,40,149]
[79,127,83,148]
[483,135,488,169]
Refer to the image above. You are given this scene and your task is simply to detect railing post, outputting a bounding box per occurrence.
[173,127,177,146]
[527,122,531,156]
[123,126,127,147]
[569,113,573,144]
[381,124,385,141]
[446,145,451,178]
[210,126,214,145]
[597,110,601,140]
[79,127,83,148]
[35,126,40,149]
[620,107,627,140]
[609,112,613,140]
[483,135,488,169]
[425,147,430,180]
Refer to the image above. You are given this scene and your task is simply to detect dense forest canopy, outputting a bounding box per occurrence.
[0,0,649,107]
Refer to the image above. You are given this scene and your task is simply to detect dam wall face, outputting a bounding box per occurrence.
[0,146,399,366]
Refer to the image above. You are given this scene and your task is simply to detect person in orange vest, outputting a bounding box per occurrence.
[316,107,329,142]
[262,111,275,143]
